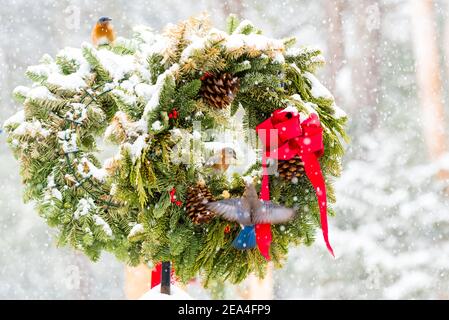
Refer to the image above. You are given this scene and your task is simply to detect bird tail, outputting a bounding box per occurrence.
[232,225,256,250]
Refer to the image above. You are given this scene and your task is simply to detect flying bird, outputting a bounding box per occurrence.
[205,147,237,173]
[207,183,295,249]
[91,16,116,47]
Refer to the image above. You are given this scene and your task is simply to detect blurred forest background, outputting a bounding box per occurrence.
[1,0,449,299]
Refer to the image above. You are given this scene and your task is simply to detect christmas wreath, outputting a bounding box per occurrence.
[4,14,347,285]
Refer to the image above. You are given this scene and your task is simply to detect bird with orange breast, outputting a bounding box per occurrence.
[91,16,116,47]
[205,147,237,173]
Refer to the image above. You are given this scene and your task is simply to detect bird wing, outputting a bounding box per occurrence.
[206,198,252,225]
[253,202,296,224]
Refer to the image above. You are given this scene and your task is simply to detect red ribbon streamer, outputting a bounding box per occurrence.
[256,109,334,259]
[150,263,162,288]
[255,154,272,260]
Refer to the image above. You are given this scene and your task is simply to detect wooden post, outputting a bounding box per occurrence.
[237,263,274,300]
[411,0,449,182]
[160,261,171,295]
[248,263,274,299]
[124,264,152,299]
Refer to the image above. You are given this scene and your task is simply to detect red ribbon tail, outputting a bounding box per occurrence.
[150,262,162,288]
[256,224,272,260]
[256,153,272,260]
[260,155,270,201]
[302,153,335,257]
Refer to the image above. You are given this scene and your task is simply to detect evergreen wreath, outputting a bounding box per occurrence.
[4,14,348,285]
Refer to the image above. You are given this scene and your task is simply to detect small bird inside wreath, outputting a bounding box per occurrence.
[91,16,116,47]
[207,182,295,250]
[204,147,237,173]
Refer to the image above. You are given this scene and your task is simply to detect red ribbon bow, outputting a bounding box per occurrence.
[256,109,334,259]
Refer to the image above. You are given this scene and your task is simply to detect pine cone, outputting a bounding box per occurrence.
[278,157,305,181]
[185,182,216,224]
[200,72,240,109]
